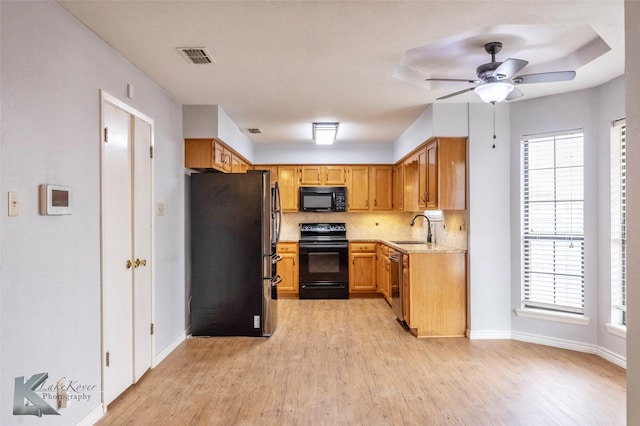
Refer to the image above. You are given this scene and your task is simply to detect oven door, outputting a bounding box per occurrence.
[298,242,349,283]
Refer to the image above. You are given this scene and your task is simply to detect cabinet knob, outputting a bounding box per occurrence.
[126,260,132,269]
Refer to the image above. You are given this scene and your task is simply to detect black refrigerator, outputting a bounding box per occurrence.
[190,170,281,337]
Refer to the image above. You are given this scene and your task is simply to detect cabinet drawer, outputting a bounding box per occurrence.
[350,242,376,252]
[277,243,298,253]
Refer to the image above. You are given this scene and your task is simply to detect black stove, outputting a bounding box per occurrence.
[298,223,349,299]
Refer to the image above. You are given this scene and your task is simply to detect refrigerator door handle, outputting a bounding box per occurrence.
[273,181,282,245]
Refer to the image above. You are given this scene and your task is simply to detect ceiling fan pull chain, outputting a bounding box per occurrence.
[492,103,497,149]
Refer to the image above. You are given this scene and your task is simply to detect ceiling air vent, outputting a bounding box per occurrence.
[243,128,263,134]
[178,47,214,64]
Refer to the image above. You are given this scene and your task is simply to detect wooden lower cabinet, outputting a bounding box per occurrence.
[404,252,466,337]
[349,242,377,293]
[377,244,391,303]
[276,242,298,297]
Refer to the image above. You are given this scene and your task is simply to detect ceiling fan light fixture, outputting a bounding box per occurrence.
[474,82,515,103]
[313,122,339,145]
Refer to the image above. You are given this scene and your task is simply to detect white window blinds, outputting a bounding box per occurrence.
[611,119,626,324]
[521,130,585,313]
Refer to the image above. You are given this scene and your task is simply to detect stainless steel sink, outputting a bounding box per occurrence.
[391,240,427,244]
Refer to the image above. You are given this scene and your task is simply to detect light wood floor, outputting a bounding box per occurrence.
[98,298,626,425]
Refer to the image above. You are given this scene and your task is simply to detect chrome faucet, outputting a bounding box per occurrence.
[409,214,433,243]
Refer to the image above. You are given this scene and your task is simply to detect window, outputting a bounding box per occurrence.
[611,119,626,325]
[521,130,585,314]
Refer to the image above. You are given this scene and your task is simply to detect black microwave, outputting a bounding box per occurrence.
[299,186,347,212]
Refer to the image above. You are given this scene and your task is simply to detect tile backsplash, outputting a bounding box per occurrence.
[280,210,468,250]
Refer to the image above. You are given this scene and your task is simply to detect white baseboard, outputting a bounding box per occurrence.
[76,403,104,426]
[467,329,512,339]
[153,329,187,367]
[511,330,627,369]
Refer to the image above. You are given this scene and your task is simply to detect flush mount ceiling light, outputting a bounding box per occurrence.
[474,82,515,104]
[313,122,339,145]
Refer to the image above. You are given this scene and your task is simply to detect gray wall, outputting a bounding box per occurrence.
[0,2,185,424]
[509,78,625,359]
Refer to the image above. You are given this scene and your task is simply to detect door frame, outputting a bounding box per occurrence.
[99,89,155,408]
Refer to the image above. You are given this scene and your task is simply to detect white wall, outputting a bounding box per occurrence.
[625,0,640,420]
[392,103,468,162]
[254,142,393,164]
[0,2,185,424]
[183,105,254,162]
[468,102,513,337]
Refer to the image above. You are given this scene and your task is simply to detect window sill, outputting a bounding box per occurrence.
[515,308,590,326]
[605,323,627,339]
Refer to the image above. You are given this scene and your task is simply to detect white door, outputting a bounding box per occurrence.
[132,116,152,381]
[101,93,153,405]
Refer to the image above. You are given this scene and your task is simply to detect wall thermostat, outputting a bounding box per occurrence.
[39,184,72,215]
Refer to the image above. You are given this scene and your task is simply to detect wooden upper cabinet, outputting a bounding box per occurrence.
[299,166,323,185]
[403,137,466,211]
[437,138,466,210]
[299,165,346,186]
[402,153,420,212]
[185,138,249,174]
[213,141,232,172]
[425,140,438,209]
[184,139,215,169]
[346,166,370,211]
[324,166,347,185]
[230,153,248,173]
[277,166,300,212]
[393,163,404,211]
[370,166,393,210]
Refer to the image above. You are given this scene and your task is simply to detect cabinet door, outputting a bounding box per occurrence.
[277,243,298,296]
[402,254,410,326]
[370,166,393,210]
[393,164,404,211]
[214,142,232,172]
[403,155,419,212]
[347,166,370,211]
[349,252,377,292]
[324,166,347,185]
[184,139,214,169]
[425,140,438,209]
[417,148,428,209]
[300,166,322,185]
[277,166,299,212]
[437,138,467,210]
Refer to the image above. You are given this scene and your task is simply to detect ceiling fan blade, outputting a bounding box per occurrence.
[506,87,524,101]
[426,78,480,84]
[492,58,529,80]
[514,71,576,84]
[436,87,476,100]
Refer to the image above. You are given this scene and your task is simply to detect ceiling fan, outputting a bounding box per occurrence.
[427,41,576,103]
